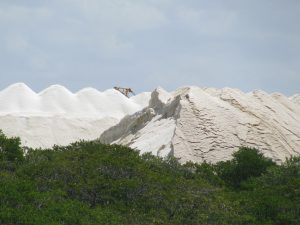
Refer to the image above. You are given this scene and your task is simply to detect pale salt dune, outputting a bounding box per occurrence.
[0,83,150,148]
[291,94,300,105]
[100,87,300,164]
[0,83,299,163]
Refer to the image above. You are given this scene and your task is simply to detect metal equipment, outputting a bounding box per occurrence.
[114,87,135,97]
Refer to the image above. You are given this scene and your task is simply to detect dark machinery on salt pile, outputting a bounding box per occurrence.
[114,87,135,98]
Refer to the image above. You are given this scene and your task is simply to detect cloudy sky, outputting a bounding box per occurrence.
[0,0,299,95]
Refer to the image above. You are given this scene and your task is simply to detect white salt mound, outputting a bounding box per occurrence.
[0,83,150,148]
[291,94,300,105]
[100,86,300,164]
[1,83,299,163]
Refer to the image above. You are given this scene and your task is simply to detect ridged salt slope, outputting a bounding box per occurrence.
[0,83,150,148]
[100,87,300,164]
[291,95,300,105]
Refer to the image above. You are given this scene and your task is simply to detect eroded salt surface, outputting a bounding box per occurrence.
[100,87,300,164]
[1,83,299,163]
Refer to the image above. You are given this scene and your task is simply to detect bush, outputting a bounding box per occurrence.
[0,130,24,165]
[0,130,299,225]
[0,140,246,225]
[216,147,276,188]
[236,156,300,224]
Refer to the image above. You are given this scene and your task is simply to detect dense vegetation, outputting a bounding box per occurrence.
[0,131,300,225]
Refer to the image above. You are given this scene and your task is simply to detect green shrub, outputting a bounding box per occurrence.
[236,156,300,224]
[216,147,276,188]
[0,131,24,173]
[0,130,299,225]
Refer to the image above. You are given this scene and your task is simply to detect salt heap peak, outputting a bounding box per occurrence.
[76,87,101,95]
[38,85,74,96]
[0,83,151,148]
[100,86,300,164]
[0,83,38,114]
[1,83,299,163]
[291,95,300,105]
[3,82,36,93]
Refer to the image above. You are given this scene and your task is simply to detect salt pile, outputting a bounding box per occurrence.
[291,95,300,105]
[0,83,150,148]
[100,86,300,164]
[1,83,299,163]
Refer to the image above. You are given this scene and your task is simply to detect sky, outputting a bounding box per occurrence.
[0,0,299,95]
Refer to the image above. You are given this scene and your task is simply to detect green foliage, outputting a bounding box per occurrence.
[0,130,24,163]
[236,156,300,225]
[216,147,276,188]
[0,140,244,225]
[0,131,24,172]
[0,132,299,225]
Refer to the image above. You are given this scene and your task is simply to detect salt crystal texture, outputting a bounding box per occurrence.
[100,87,300,164]
[1,83,299,163]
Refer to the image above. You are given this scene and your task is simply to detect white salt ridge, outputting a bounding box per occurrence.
[291,94,300,105]
[0,83,145,118]
[0,83,150,148]
[1,83,299,163]
[130,92,151,108]
[100,87,300,164]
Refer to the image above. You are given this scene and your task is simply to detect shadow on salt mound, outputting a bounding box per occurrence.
[270,92,286,99]
[290,95,300,105]
[146,87,173,107]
